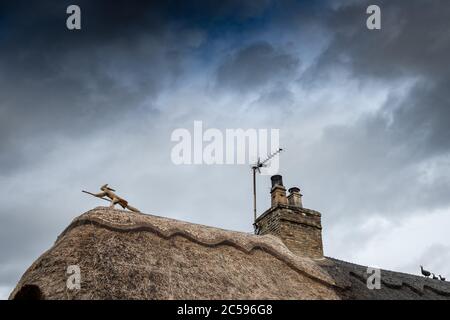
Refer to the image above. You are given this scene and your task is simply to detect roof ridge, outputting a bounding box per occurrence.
[58,207,350,290]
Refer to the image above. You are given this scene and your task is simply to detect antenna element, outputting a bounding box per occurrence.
[251,148,283,229]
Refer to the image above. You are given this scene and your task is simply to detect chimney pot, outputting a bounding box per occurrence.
[288,187,300,194]
[288,186,303,208]
[271,175,284,188]
[270,175,287,207]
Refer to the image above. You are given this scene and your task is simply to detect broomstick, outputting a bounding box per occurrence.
[82,190,141,213]
[82,190,111,203]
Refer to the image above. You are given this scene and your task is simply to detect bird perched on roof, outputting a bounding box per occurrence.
[420,265,431,277]
[432,273,439,280]
[439,275,446,281]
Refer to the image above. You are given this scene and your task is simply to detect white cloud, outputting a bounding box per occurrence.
[328,207,450,277]
[0,286,12,300]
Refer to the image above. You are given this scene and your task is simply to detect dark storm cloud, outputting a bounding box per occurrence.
[0,1,193,173]
[318,0,450,80]
[216,42,300,92]
[388,78,450,158]
[311,0,450,155]
[297,0,450,216]
[0,0,281,174]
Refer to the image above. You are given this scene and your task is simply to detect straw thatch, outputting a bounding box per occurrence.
[9,207,450,300]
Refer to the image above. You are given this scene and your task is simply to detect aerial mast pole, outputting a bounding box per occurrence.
[251,148,283,226]
[252,168,257,222]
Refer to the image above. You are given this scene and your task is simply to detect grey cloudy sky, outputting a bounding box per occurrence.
[1,0,450,298]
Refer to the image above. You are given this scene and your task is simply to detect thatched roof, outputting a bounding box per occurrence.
[9,207,450,300]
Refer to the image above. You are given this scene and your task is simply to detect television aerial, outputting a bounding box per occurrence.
[251,148,283,225]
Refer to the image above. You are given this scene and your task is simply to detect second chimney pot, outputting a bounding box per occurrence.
[288,187,300,194]
[288,186,303,208]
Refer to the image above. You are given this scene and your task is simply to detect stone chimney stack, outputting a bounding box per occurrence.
[255,175,324,259]
[287,187,303,208]
[270,175,288,207]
